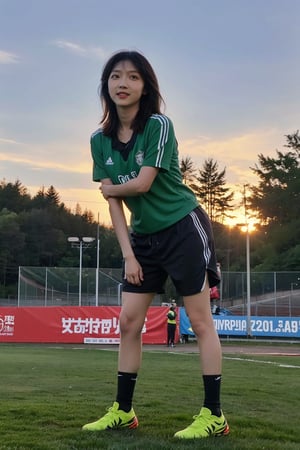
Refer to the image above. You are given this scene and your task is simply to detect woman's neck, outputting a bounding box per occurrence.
[117,105,138,142]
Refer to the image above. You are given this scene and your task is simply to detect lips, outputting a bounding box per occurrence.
[117,92,129,99]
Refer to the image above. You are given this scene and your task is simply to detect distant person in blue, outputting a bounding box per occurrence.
[82,49,229,439]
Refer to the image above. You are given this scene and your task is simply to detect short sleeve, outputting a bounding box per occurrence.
[90,130,109,181]
[142,115,177,171]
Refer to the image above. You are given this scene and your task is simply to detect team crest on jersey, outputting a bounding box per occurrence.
[135,150,144,166]
[105,157,114,165]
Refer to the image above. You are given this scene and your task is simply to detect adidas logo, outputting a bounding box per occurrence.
[105,157,114,165]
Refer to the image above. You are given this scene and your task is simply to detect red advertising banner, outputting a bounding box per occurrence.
[0,306,179,344]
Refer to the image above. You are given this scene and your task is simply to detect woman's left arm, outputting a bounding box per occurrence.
[101,166,159,199]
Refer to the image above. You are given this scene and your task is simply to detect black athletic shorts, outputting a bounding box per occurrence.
[122,206,220,296]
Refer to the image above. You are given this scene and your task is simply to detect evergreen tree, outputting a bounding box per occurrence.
[31,186,48,209]
[82,209,95,224]
[190,158,235,223]
[250,132,300,225]
[0,179,31,212]
[75,203,82,216]
[249,131,300,270]
[46,185,60,206]
[180,156,196,185]
[0,209,25,292]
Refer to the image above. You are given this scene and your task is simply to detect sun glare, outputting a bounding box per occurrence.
[224,215,258,232]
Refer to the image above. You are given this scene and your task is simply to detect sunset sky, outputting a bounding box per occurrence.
[1,0,300,226]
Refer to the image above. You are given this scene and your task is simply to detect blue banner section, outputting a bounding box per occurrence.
[179,307,195,336]
[179,308,300,338]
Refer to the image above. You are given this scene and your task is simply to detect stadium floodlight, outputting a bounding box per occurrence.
[82,237,95,243]
[67,236,95,306]
[68,237,80,243]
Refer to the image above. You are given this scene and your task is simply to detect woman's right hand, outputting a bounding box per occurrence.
[124,255,144,286]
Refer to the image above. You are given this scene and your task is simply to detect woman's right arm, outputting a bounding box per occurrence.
[102,179,144,286]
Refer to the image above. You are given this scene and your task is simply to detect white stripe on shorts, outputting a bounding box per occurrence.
[189,210,211,267]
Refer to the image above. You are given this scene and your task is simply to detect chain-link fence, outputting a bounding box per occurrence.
[0,267,299,316]
[16,266,163,307]
[220,271,300,317]
[17,267,123,307]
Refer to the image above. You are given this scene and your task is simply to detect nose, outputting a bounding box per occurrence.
[118,76,128,88]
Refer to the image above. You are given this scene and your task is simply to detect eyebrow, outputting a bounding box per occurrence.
[111,69,140,74]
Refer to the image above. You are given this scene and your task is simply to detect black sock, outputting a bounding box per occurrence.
[202,374,222,416]
[116,371,137,412]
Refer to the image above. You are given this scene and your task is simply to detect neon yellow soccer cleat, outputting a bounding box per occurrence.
[174,407,229,439]
[82,402,138,431]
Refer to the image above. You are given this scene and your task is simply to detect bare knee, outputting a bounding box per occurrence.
[119,311,144,337]
[190,317,215,339]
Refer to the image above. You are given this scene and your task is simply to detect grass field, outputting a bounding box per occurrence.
[0,343,299,450]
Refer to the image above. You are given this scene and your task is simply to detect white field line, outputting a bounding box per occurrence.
[224,356,300,369]
[168,351,300,369]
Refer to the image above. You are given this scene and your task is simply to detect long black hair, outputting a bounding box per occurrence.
[99,50,165,136]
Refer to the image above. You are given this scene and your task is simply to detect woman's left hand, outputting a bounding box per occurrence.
[100,183,110,200]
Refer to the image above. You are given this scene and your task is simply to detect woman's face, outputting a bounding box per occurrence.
[108,60,145,110]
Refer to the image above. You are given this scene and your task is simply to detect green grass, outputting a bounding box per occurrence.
[0,343,299,449]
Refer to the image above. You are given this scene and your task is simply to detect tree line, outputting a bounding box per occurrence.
[0,131,299,298]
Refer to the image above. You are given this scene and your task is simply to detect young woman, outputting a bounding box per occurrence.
[82,50,229,439]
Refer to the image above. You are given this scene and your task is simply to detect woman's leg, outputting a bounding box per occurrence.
[118,291,154,373]
[82,291,154,431]
[174,278,229,439]
[183,278,221,374]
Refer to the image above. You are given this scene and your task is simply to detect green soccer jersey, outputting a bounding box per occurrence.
[91,114,198,234]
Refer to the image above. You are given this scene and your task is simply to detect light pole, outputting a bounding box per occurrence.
[245,225,251,337]
[237,223,252,336]
[95,214,100,306]
[67,237,95,306]
[242,184,252,337]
